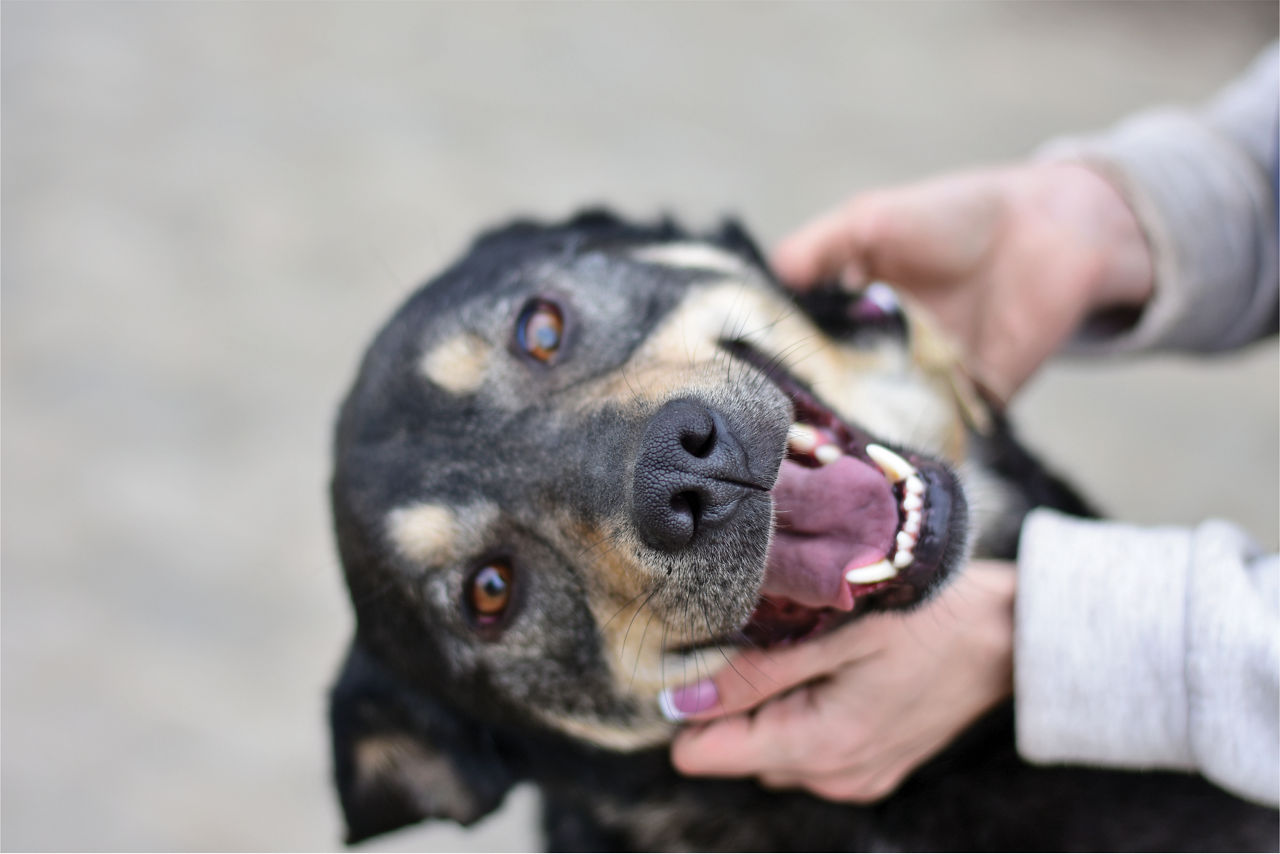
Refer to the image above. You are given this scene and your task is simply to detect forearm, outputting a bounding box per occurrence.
[1015,509,1280,806]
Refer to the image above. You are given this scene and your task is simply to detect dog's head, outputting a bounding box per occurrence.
[328,211,1005,841]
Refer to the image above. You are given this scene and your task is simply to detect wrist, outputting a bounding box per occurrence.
[1033,162,1155,315]
[960,561,1016,705]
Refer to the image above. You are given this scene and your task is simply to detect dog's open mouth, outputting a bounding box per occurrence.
[727,341,966,648]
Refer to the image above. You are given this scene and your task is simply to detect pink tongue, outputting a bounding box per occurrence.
[763,456,899,610]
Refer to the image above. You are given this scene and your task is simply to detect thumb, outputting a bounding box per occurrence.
[771,199,877,290]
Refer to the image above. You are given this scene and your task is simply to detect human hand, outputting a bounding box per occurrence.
[772,163,1154,403]
[667,562,1016,802]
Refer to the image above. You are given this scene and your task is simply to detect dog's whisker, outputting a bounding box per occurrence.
[755,334,820,381]
[572,531,624,565]
[617,362,648,410]
[621,582,664,669]
[658,617,671,699]
[727,632,787,687]
[630,596,664,689]
[695,598,760,702]
[599,586,657,635]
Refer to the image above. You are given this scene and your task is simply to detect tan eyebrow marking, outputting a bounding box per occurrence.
[386,503,461,566]
[420,332,492,395]
[629,242,748,275]
[385,500,501,569]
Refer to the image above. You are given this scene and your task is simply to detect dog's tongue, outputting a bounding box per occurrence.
[764,457,898,610]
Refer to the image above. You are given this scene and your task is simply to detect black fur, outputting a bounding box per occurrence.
[329,211,1278,851]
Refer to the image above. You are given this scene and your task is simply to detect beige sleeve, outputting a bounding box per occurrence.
[1038,45,1278,354]
[1015,510,1279,806]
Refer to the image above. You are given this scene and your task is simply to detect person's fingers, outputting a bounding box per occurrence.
[803,767,901,804]
[670,711,780,778]
[671,684,828,777]
[774,184,977,291]
[671,679,917,796]
[771,200,876,289]
[658,619,878,722]
[750,720,918,802]
[670,714,748,776]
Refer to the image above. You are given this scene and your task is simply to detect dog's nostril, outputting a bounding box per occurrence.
[679,422,716,459]
[670,491,701,526]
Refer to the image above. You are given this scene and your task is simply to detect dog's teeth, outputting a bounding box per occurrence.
[787,423,819,454]
[893,549,914,569]
[896,530,918,552]
[904,475,925,497]
[866,443,916,483]
[902,492,924,512]
[815,444,843,465]
[845,560,897,584]
[903,511,922,536]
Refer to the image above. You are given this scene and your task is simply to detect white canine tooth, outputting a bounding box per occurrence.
[904,475,925,497]
[896,530,918,552]
[845,559,897,584]
[866,443,916,483]
[815,444,843,466]
[904,511,922,536]
[787,423,819,453]
[893,550,914,569]
[902,493,924,512]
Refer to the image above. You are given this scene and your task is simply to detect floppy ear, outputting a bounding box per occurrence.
[329,640,519,844]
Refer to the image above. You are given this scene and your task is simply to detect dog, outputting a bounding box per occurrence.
[327,210,1278,850]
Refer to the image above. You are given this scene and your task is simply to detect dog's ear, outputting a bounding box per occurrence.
[329,640,519,844]
[712,217,770,270]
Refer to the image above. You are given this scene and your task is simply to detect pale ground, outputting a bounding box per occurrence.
[2,2,1276,851]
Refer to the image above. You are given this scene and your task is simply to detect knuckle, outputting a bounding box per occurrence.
[861,209,905,251]
[853,774,901,804]
[808,776,865,803]
[847,196,892,242]
[813,752,853,775]
[758,772,798,791]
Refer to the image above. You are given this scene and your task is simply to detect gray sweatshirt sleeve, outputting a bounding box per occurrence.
[1038,44,1278,353]
[1015,511,1279,806]
[1014,48,1280,807]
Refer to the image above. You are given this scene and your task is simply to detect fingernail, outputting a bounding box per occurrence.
[658,679,719,721]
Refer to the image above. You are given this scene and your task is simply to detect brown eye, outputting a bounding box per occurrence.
[516,299,564,362]
[469,562,513,621]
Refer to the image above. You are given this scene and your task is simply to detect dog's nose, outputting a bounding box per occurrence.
[633,399,760,551]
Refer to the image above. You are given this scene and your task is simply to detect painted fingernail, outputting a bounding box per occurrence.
[657,679,719,721]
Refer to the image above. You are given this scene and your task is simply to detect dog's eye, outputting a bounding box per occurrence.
[516,299,564,362]
[468,561,513,621]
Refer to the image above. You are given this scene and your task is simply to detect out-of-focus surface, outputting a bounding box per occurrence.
[3,2,1275,850]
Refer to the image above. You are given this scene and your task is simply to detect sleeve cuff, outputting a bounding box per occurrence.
[1014,509,1198,771]
[1038,110,1277,355]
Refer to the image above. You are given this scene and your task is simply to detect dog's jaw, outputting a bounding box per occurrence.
[679,336,971,652]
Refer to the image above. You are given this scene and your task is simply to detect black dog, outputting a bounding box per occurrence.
[328,211,1278,850]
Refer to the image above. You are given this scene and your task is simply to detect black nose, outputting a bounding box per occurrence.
[633,399,760,551]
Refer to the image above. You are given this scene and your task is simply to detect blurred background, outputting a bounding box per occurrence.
[3,2,1276,850]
